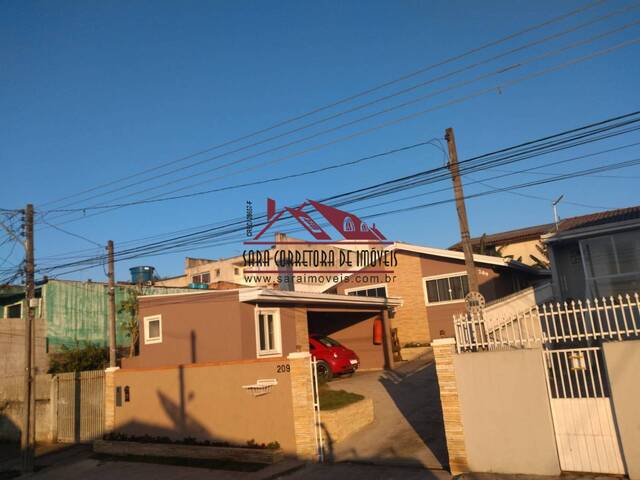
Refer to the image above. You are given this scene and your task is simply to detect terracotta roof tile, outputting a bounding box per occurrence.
[450,205,640,249]
[555,205,640,232]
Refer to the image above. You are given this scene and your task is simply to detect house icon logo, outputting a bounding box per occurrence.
[247,198,388,244]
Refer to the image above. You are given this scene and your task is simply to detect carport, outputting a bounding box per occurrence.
[308,309,385,370]
[238,289,402,370]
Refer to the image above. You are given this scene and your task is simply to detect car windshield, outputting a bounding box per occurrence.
[314,335,341,347]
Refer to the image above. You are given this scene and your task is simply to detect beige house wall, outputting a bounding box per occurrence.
[495,239,546,267]
[154,275,189,287]
[113,359,298,453]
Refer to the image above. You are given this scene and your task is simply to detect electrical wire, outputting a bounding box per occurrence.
[37,0,606,210]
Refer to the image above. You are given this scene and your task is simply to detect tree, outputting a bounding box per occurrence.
[119,287,141,358]
[48,343,108,373]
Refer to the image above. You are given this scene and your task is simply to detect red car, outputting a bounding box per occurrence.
[309,334,360,381]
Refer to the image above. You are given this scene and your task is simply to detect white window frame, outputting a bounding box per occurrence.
[254,308,282,358]
[343,283,388,297]
[143,315,163,345]
[422,271,469,306]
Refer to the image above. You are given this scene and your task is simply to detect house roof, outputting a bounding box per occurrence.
[449,223,553,250]
[450,205,640,248]
[238,288,403,308]
[140,286,402,309]
[554,205,640,233]
[392,242,530,269]
[315,240,548,293]
[544,205,640,242]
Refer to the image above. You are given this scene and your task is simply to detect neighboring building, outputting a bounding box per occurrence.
[155,233,368,292]
[123,288,402,371]
[327,242,548,344]
[542,206,640,300]
[0,279,190,375]
[449,223,552,267]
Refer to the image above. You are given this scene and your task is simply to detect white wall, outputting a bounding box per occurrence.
[454,348,560,475]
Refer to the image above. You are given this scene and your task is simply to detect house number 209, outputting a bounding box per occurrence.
[276,364,291,373]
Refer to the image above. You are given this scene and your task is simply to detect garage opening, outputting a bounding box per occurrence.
[307,310,385,371]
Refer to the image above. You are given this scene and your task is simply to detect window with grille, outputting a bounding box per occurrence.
[346,285,387,298]
[424,273,469,304]
[581,231,640,297]
[191,272,210,284]
[255,309,281,357]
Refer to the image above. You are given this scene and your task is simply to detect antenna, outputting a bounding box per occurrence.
[552,195,564,229]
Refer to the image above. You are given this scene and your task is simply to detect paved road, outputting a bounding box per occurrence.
[282,462,451,480]
[325,351,448,469]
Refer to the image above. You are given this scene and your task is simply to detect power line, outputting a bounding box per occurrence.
[33,110,640,268]
[42,141,439,212]
[41,35,640,228]
[35,147,640,278]
[37,0,606,210]
[42,3,638,215]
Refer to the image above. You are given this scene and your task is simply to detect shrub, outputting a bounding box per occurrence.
[48,342,109,374]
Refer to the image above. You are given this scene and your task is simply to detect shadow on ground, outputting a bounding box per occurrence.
[326,353,449,470]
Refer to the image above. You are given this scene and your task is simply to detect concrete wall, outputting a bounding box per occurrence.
[483,282,553,331]
[603,340,640,480]
[0,317,48,377]
[0,374,53,442]
[454,348,560,475]
[114,358,298,453]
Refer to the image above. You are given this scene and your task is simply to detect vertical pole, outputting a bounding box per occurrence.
[445,128,479,294]
[21,204,34,473]
[381,309,395,370]
[107,240,117,368]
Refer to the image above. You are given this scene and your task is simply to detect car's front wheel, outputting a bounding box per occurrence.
[315,360,333,382]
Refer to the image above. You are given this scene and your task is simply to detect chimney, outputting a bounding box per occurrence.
[275,232,288,244]
[276,255,294,292]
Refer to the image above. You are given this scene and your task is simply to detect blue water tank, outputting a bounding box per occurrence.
[130,266,155,284]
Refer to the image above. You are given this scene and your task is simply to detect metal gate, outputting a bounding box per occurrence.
[56,370,105,443]
[309,356,324,462]
[543,347,625,475]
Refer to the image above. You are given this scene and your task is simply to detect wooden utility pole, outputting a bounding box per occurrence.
[21,204,34,473]
[445,128,479,294]
[107,240,117,368]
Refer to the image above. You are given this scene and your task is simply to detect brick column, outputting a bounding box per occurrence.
[287,352,317,461]
[293,308,309,352]
[432,338,469,475]
[104,367,119,435]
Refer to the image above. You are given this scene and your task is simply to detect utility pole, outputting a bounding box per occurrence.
[107,240,117,368]
[21,204,34,473]
[445,128,480,295]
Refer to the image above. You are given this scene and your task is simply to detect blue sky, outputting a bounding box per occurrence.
[1,0,639,281]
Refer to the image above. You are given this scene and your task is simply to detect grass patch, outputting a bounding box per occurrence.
[92,453,265,472]
[318,385,364,411]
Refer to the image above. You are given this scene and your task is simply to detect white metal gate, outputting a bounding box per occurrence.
[310,356,325,462]
[543,348,625,475]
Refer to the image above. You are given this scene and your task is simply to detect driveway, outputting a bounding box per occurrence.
[323,350,448,469]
